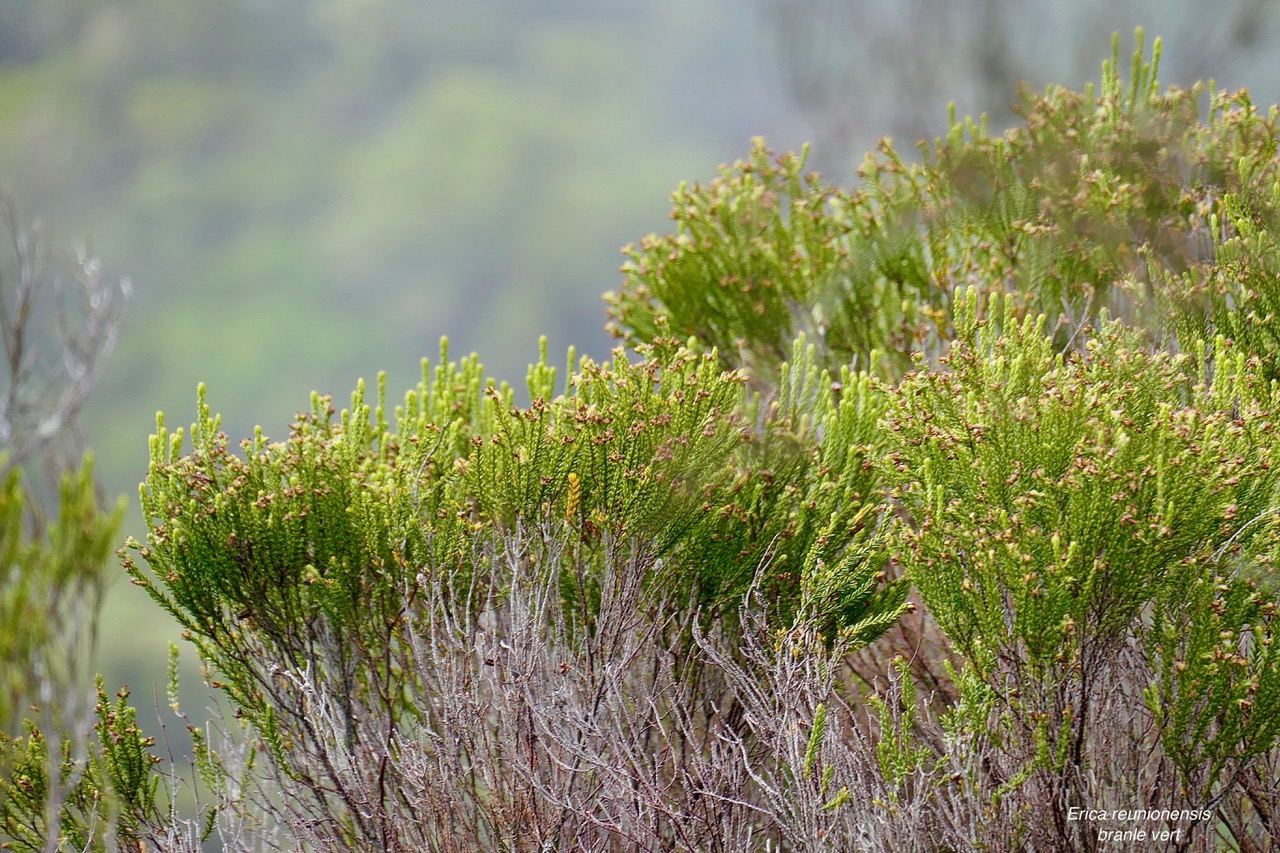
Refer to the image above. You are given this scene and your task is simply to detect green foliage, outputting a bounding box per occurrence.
[1145,560,1280,801]
[605,37,1280,833]
[885,288,1280,671]
[802,701,827,778]
[0,189,135,846]
[466,337,746,557]
[868,657,932,796]
[608,138,923,382]
[1168,153,1280,382]
[609,31,1280,385]
[124,335,908,809]
[882,286,1280,819]
[0,459,123,737]
[797,508,909,649]
[689,334,908,623]
[0,679,162,851]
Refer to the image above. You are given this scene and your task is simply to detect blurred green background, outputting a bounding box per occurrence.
[3,0,1279,709]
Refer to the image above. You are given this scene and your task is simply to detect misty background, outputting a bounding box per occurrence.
[2,0,1278,711]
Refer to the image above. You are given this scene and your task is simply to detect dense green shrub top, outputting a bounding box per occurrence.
[608,34,1280,384]
[118,337,907,784]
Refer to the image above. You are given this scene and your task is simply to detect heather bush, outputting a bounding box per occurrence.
[603,31,1280,850]
[607,32,1280,379]
[111,334,908,849]
[0,200,137,851]
[879,289,1280,848]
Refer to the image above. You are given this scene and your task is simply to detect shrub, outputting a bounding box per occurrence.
[115,338,906,848]
[607,32,1280,380]
[0,199,133,850]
